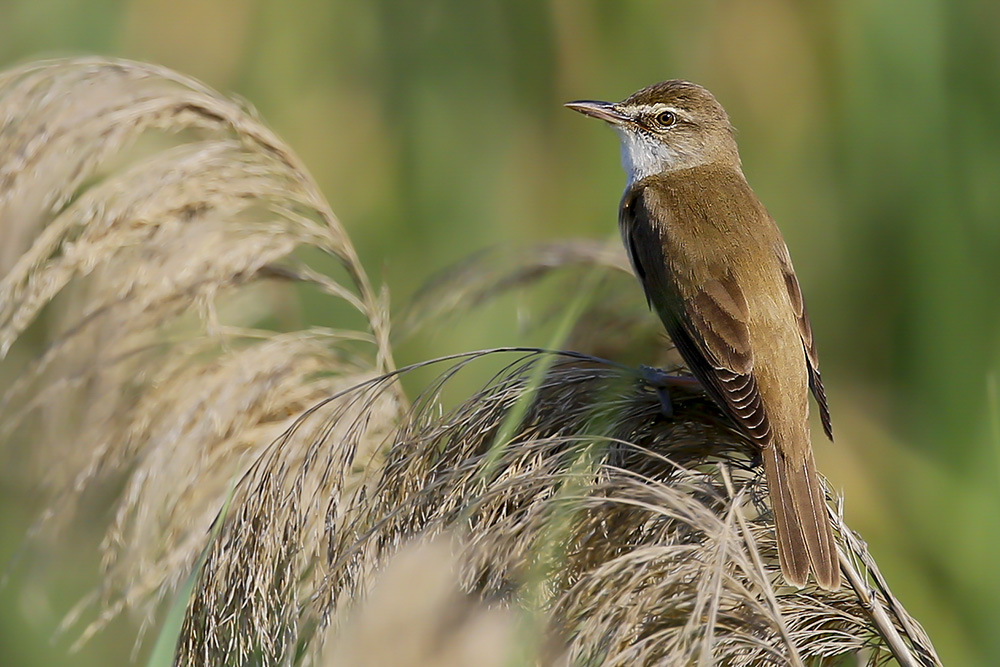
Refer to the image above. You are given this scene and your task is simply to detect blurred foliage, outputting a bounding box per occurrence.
[0,1,997,665]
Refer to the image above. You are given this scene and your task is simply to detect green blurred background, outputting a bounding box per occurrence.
[1,1,998,665]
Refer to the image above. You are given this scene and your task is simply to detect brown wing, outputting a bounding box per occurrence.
[776,244,833,440]
[621,187,771,444]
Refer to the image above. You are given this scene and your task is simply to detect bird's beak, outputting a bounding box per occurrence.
[564,100,630,126]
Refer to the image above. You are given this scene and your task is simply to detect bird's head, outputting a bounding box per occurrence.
[566,80,739,185]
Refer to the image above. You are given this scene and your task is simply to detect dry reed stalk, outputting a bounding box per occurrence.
[320,534,544,667]
[0,58,941,667]
[0,57,397,647]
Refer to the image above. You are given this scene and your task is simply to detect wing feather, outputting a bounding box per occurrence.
[776,245,833,440]
[621,187,772,443]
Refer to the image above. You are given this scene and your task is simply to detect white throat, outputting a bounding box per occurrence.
[615,128,676,187]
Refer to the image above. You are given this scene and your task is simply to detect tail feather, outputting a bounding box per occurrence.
[762,446,840,591]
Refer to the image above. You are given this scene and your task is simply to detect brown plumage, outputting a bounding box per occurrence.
[567,80,839,590]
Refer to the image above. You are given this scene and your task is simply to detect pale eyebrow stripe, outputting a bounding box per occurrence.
[635,104,682,116]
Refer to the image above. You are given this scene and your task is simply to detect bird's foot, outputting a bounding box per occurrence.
[639,365,701,419]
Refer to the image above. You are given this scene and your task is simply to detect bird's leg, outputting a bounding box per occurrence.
[639,365,701,419]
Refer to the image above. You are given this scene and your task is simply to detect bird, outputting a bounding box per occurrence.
[566,80,840,590]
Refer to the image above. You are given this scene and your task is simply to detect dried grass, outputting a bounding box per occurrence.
[321,534,544,667]
[0,57,396,647]
[0,58,941,667]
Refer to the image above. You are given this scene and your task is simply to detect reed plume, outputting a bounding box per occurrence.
[0,58,940,667]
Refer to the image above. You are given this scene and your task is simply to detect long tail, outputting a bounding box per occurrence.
[762,445,840,590]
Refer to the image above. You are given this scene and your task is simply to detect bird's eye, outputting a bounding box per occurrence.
[655,110,676,128]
